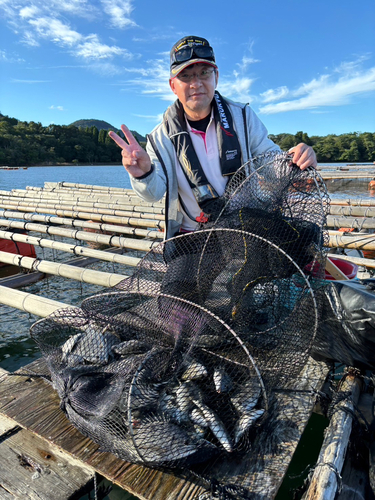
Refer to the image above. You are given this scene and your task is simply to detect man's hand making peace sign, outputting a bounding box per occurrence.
[109,125,152,178]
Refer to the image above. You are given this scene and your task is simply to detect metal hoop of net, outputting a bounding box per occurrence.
[29,150,330,495]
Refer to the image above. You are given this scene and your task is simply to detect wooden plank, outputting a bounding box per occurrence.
[0,357,330,499]
[0,364,208,499]
[303,373,362,500]
[0,415,94,500]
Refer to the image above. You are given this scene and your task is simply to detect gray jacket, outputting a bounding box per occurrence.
[130,96,280,239]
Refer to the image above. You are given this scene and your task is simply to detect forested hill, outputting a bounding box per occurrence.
[0,113,374,166]
[70,119,146,143]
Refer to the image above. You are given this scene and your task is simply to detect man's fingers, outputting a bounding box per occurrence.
[108,131,130,151]
[121,124,138,146]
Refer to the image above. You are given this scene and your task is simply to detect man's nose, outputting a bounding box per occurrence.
[190,75,203,85]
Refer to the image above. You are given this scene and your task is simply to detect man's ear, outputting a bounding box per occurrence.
[214,70,219,88]
[169,78,178,95]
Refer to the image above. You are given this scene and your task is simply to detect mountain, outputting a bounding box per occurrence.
[70,119,146,143]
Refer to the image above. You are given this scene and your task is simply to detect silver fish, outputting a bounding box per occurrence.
[176,383,194,413]
[61,323,119,366]
[61,333,84,366]
[231,378,261,414]
[176,380,204,413]
[130,414,217,465]
[158,391,188,424]
[181,360,208,381]
[213,367,233,394]
[189,407,208,428]
[112,340,149,356]
[234,409,265,444]
[192,400,233,453]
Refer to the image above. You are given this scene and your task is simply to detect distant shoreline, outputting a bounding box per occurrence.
[0,163,123,168]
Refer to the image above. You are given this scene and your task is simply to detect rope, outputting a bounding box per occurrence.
[313,462,343,494]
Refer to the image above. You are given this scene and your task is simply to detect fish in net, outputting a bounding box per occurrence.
[30,151,333,498]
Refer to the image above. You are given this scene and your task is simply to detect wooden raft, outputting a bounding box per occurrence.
[0,357,330,499]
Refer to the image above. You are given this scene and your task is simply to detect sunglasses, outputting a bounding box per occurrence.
[171,45,215,65]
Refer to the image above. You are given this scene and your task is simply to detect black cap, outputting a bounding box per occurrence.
[170,35,217,78]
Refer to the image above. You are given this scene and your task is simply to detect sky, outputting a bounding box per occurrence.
[0,0,374,138]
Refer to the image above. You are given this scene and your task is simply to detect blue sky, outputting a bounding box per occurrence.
[1,0,374,138]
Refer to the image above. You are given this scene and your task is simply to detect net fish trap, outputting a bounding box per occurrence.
[30,151,331,493]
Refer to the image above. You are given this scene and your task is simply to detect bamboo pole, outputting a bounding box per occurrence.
[0,221,155,252]
[321,173,375,179]
[2,194,164,213]
[304,373,362,500]
[44,181,133,192]
[329,206,375,217]
[328,230,374,237]
[15,187,160,203]
[326,215,375,230]
[0,285,71,316]
[330,198,375,207]
[0,191,164,211]
[0,230,144,265]
[0,251,128,287]
[0,204,164,229]
[0,197,164,220]
[327,233,375,250]
[0,210,162,239]
[318,165,375,171]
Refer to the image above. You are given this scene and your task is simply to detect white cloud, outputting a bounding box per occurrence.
[49,105,64,110]
[19,6,40,19]
[100,0,137,29]
[12,79,52,83]
[119,59,173,101]
[218,77,256,103]
[259,58,375,114]
[134,113,164,124]
[237,56,260,73]
[28,17,82,46]
[0,49,25,63]
[75,34,132,60]
[0,0,137,64]
[21,31,40,47]
[260,86,289,103]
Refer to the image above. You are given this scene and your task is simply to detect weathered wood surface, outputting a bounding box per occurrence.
[0,414,94,500]
[0,367,95,500]
[303,373,362,500]
[0,357,330,499]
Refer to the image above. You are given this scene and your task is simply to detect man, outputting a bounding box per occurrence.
[109,35,317,239]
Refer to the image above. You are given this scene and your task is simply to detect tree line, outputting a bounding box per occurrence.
[0,113,374,166]
[0,114,133,166]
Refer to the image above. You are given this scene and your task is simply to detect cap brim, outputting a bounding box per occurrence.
[170,59,217,78]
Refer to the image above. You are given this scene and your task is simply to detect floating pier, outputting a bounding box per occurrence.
[0,357,331,499]
[0,179,374,498]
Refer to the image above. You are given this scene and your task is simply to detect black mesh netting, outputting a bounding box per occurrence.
[30,151,334,497]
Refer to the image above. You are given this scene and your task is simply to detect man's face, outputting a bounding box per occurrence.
[169,63,218,121]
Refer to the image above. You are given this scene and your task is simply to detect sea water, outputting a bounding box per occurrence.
[0,164,372,499]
